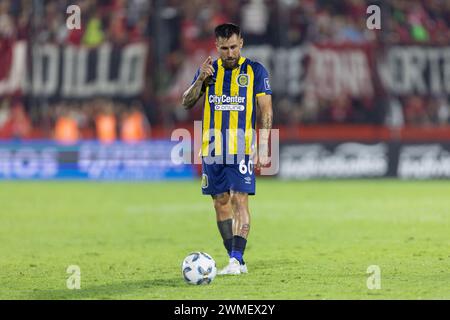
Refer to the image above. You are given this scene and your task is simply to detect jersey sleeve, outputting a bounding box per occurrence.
[191,68,201,85]
[253,62,272,97]
[191,68,208,93]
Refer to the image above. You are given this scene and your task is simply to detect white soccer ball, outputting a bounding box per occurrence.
[181,252,217,285]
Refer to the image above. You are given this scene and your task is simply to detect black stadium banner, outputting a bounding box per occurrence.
[279,142,450,180]
[0,41,148,99]
[2,42,449,100]
[397,143,450,179]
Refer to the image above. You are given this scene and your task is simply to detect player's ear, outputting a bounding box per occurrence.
[215,37,222,51]
[239,37,243,49]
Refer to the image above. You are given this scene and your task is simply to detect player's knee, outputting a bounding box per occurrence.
[212,193,230,209]
[230,193,248,211]
[213,201,226,213]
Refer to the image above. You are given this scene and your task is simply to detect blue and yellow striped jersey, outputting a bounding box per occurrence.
[192,56,272,157]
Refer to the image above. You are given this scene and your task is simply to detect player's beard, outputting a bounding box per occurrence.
[224,57,239,69]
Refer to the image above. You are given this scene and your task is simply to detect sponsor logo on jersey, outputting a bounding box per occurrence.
[209,95,245,104]
[214,105,244,111]
[209,95,246,111]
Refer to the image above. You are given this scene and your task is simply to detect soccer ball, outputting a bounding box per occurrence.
[181,252,217,285]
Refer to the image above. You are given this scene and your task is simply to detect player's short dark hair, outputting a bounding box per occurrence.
[214,23,241,39]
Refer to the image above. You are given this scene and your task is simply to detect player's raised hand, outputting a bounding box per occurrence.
[199,56,215,82]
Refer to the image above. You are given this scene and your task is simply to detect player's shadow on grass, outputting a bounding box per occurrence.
[28,277,182,300]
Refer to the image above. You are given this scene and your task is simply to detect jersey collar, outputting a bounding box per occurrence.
[218,56,246,68]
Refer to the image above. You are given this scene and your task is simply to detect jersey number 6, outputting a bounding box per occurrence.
[239,159,253,175]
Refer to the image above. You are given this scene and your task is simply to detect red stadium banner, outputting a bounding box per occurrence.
[307,43,376,99]
[244,43,377,99]
[243,43,450,99]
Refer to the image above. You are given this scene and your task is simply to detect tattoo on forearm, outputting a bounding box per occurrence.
[260,113,273,151]
[182,80,204,109]
[262,113,273,130]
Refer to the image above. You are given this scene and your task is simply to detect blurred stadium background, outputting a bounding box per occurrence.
[0,0,449,180]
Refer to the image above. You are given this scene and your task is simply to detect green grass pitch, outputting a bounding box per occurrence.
[0,179,449,299]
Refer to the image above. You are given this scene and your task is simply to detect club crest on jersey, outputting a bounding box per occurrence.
[237,74,249,87]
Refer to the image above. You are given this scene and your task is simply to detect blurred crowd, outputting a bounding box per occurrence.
[0,0,154,141]
[0,0,450,140]
[160,0,450,129]
[0,0,151,44]
[0,97,150,142]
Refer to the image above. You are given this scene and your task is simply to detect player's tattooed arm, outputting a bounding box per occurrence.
[261,112,273,131]
[182,79,206,110]
[182,56,215,110]
[256,94,273,166]
[260,112,272,154]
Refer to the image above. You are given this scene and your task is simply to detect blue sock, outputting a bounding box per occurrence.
[230,250,243,263]
[231,236,247,264]
[224,238,232,257]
